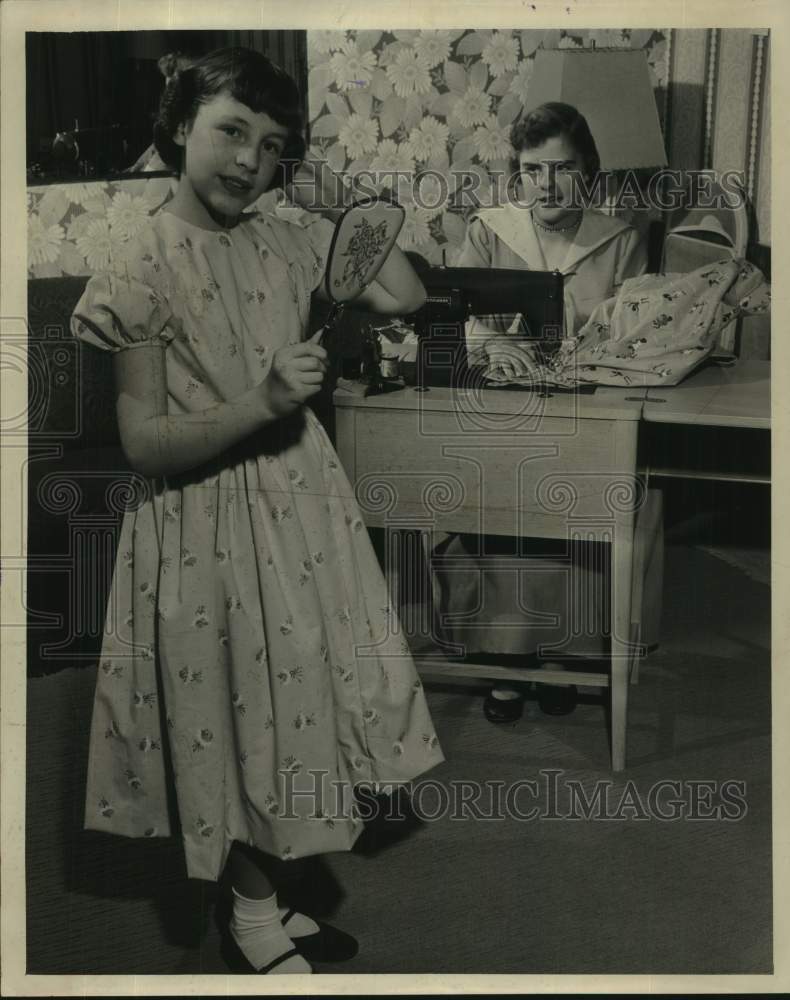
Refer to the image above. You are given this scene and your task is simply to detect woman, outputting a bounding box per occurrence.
[435,102,661,723]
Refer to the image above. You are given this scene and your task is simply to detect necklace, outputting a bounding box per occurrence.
[532,210,582,234]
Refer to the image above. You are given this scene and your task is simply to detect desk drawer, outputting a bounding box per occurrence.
[337,406,640,539]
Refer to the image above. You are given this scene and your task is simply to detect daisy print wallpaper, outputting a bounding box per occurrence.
[305,28,669,265]
[27,177,177,279]
[27,28,771,279]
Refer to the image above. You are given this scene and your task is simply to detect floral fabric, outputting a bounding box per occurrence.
[551,259,771,387]
[71,206,444,882]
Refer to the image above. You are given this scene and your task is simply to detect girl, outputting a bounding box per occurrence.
[71,47,444,974]
[436,102,661,723]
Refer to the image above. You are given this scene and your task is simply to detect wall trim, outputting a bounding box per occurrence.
[703,28,720,170]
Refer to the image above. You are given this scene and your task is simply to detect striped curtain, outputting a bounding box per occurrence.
[665,29,770,245]
[148,30,308,129]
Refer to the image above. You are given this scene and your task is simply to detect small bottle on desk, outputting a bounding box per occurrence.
[360,328,384,392]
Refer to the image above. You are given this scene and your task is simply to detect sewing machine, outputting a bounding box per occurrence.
[412,266,565,388]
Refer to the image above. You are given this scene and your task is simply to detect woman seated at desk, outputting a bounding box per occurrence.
[434,101,661,722]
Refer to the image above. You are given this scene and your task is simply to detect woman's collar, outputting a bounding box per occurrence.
[476,202,632,274]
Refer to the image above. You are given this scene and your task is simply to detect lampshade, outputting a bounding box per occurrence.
[525,49,667,170]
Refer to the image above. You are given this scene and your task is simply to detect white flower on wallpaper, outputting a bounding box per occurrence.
[56,183,98,207]
[308,30,349,55]
[647,39,669,89]
[338,113,380,158]
[106,190,152,241]
[508,61,534,104]
[307,27,669,265]
[472,117,513,163]
[481,31,521,77]
[75,217,129,272]
[28,214,64,267]
[587,29,630,49]
[27,175,175,278]
[405,116,450,164]
[402,173,448,219]
[419,174,449,217]
[386,48,433,98]
[413,30,453,69]
[398,202,433,247]
[451,86,492,128]
[369,139,416,176]
[330,41,377,90]
[27,28,671,278]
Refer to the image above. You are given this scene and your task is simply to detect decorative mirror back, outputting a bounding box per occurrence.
[325,198,405,305]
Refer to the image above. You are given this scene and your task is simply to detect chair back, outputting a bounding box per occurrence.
[660,173,750,355]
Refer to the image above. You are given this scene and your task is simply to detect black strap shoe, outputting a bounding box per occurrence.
[536,682,578,716]
[483,691,524,723]
[282,909,359,962]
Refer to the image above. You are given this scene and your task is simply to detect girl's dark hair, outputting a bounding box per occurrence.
[157,51,191,83]
[153,46,306,188]
[510,102,600,180]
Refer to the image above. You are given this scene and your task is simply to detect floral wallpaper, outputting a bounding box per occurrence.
[306,28,668,265]
[24,28,672,278]
[27,177,176,279]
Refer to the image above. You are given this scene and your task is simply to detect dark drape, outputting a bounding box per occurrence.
[26,32,127,164]
[26,31,308,176]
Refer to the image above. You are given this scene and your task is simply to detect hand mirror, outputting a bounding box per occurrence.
[321,197,406,345]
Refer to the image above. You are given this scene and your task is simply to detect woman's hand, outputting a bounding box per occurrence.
[284,152,352,218]
[484,338,540,380]
[259,329,328,417]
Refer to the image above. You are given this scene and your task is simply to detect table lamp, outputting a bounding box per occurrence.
[524,48,667,173]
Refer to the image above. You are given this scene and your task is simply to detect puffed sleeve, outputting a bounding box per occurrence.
[71,271,175,353]
[613,226,649,289]
[455,215,493,268]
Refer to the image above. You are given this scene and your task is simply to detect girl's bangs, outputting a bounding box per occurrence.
[209,63,302,131]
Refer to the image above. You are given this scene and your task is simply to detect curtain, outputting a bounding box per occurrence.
[27,31,308,176]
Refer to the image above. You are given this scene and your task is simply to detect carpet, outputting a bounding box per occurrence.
[23,541,772,976]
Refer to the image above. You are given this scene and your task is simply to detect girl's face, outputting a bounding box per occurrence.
[172,91,291,229]
[518,133,584,227]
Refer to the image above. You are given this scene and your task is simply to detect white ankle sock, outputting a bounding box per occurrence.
[491,684,522,701]
[279,905,320,937]
[230,889,311,973]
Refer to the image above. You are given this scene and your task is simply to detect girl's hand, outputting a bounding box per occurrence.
[285,153,352,217]
[260,329,328,417]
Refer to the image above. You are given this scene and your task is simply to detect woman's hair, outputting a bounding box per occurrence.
[510,102,600,181]
[153,46,306,188]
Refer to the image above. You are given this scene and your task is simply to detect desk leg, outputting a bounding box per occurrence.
[611,519,635,772]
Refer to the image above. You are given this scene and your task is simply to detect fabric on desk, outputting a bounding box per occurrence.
[488,258,771,388]
[561,258,771,386]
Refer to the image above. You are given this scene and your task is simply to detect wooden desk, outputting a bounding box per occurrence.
[334,362,770,771]
[643,360,770,429]
[334,384,646,771]
[641,360,771,485]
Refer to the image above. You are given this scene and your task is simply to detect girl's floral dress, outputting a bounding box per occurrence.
[71,206,444,881]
